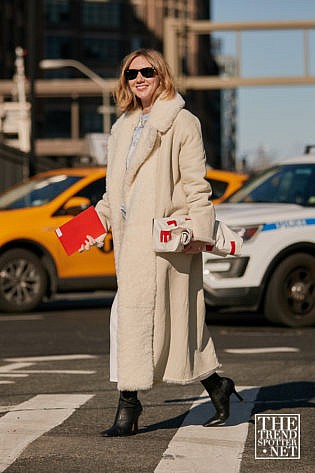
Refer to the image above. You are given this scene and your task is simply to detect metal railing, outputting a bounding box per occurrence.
[164,19,315,89]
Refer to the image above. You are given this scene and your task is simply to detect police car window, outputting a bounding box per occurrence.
[75,178,106,206]
[229,164,315,206]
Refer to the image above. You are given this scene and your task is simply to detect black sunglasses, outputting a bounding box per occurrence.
[124,67,156,81]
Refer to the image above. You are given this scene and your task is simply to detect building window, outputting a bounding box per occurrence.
[81,107,102,134]
[44,108,71,138]
[82,37,122,62]
[44,35,72,58]
[45,0,70,25]
[131,37,142,51]
[82,1,121,27]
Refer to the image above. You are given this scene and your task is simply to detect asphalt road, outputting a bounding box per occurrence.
[0,293,314,473]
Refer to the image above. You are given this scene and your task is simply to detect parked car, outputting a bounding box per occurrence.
[0,166,246,313]
[203,152,315,327]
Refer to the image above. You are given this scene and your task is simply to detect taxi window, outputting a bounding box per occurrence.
[0,175,82,209]
[75,178,106,206]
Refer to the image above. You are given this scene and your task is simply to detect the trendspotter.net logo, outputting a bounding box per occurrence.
[255,414,300,459]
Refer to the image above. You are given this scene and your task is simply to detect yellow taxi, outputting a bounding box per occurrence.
[0,166,247,312]
[205,168,248,203]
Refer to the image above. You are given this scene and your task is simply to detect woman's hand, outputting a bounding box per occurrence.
[78,233,107,252]
[183,240,204,254]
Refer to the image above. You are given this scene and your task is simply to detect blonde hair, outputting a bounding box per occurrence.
[114,49,176,112]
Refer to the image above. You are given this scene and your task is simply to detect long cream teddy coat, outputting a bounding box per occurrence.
[96,93,220,391]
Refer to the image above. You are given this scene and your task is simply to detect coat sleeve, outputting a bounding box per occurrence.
[94,118,123,232]
[177,110,216,243]
[95,191,111,232]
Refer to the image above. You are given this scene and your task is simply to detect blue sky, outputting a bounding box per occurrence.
[211,0,315,165]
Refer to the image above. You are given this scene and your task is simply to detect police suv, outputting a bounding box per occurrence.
[203,149,315,327]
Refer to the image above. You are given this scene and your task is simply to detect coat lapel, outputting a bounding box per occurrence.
[124,124,158,189]
[124,93,185,190]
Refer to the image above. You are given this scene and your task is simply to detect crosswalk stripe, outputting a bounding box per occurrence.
[1,370,96,375]
[0,315,43,321]
[154,386,259,473]
[225,347,299,354]
[0,374,28,378]
[0,393,94,472]
[0,362,33,372]
[5,354,97,362]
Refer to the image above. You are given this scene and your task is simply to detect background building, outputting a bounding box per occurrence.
[0,0,226,179]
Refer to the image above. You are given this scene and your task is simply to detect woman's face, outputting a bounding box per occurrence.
[126,55,160,111]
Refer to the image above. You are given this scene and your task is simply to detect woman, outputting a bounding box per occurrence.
[81,48,242,437]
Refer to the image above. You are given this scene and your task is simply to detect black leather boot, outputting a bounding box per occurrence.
[201,373,243,427]
[101,391,143,437]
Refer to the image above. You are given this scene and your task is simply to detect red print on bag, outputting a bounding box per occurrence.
[160,230,172,243]
[166,219,177,227]
[205,244,214,252]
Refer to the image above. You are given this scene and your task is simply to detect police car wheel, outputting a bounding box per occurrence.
[264,252,315,327]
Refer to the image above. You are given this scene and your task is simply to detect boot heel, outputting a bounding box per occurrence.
[233,388,244,402]
[133,417,139,434]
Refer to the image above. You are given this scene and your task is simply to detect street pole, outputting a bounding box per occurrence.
[28,0,37,176]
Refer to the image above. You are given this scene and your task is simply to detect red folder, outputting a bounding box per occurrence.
[55,206,106,256]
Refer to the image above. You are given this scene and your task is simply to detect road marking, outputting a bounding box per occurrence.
[220,330,302,336]
[0,363,33,379]
[5,354,97,362]
[0,374,28,378]
[0,406,15,413]
[0,315,43,321]
[0,356,98,385]
[4,370,96,374]
[0,381,14,384]
[0,362,33,372]
[154,386,259,473]
[225,347,300,354]
[0,393,94,473]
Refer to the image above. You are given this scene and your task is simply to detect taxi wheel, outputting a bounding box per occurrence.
[0,249,47,313]
[264,253,315,327]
